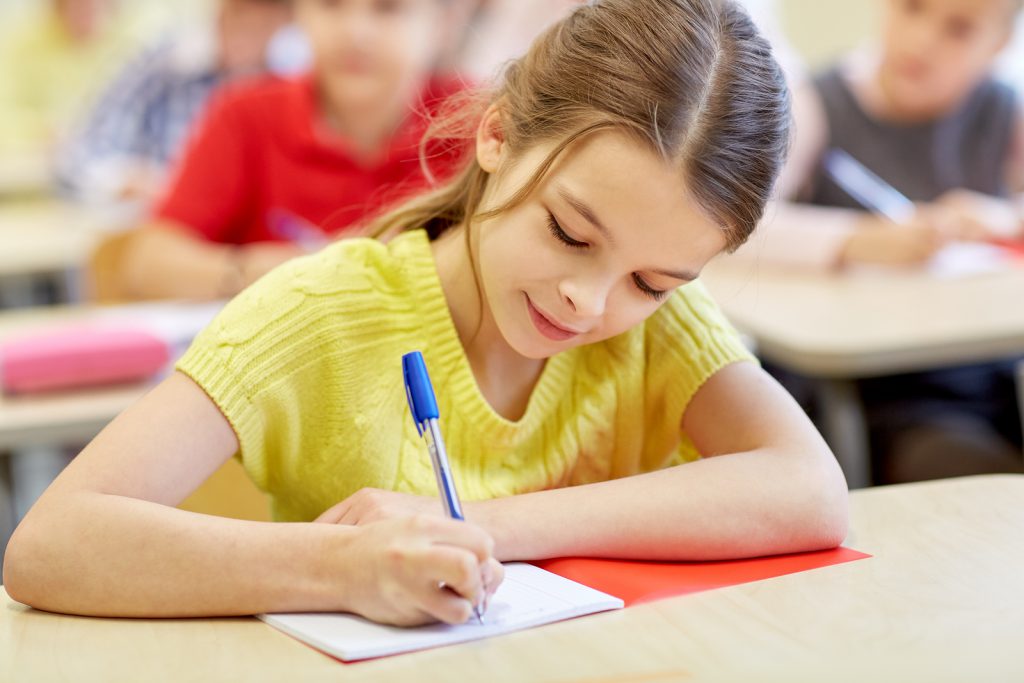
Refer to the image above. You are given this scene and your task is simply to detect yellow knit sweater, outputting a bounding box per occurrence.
[176,230,754,521]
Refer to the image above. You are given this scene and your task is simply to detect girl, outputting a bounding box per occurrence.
[4,0,848,627]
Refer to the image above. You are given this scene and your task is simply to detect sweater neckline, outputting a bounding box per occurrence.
[396,230,576,439]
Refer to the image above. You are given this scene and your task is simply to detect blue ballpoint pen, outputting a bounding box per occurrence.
[402,350,485,624]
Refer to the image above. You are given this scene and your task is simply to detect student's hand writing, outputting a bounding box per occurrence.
[314,487,444,525]
[839,208,950,267]
[335,515,504,626]
[935,189,1023,241]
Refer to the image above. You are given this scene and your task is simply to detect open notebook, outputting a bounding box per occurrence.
[260,563,623,662]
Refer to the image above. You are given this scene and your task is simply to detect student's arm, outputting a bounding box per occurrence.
[734,78,948,269]
[320,361,849,562]
[928,109,1024,241]
[116,221,306,300]
[730,79,859,270]
[108,85,305,301]
[2,371,499,624]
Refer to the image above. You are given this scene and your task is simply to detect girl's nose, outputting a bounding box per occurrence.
[559,277,608,320]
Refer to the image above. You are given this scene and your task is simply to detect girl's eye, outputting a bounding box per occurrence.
[547,213,588,249]
[632,274,668,302]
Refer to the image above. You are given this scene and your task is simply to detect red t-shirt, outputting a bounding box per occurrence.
[155,74,467,244]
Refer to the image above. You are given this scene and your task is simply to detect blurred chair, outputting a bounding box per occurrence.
[85,229,136,303]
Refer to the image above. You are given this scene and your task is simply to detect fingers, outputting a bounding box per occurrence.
[406,515,495,564]
[340,516,500,627]
[482,557,505,598]
[313,503,345,524]
[419,582,476,625]
[433,545,488,609]
[375,546,488,626]
[904,224,945,263]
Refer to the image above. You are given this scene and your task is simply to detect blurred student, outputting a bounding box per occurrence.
[755,0,1024,270]
[55,0,294,204]
[0,0,136,155]
[749,0,1024,482]
[112,0,470,302]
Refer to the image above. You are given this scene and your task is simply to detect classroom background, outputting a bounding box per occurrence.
[2,0,1024,563]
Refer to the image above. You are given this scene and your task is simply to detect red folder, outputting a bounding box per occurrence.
[534,547,870,606]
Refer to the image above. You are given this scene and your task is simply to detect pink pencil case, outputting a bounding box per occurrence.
[0,325,170,394]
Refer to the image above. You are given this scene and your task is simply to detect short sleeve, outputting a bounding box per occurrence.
[173,256,311,488]
[644,280,756,427]
[173,238,392,491]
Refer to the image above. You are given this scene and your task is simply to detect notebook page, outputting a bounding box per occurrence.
[260,563,623,661]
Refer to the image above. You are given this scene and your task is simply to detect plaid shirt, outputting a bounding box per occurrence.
[54,30,226,202]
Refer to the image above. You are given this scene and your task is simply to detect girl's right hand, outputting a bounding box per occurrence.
[331,515,503,627]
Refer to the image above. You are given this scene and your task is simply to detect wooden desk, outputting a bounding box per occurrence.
[701,261,1024,488]
[0,200,136,280]
[2,475,1021,682]
[701,260,1024,379]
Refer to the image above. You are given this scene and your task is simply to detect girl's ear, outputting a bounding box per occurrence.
[475,102,507,174]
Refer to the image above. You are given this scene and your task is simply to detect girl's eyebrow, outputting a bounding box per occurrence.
[556,185,615,246]
[556,184,699,282]
[653,268,699,282]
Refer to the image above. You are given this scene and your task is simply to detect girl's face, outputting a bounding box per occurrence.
[295,0,446,111]
[879,0,1013,117]
[472,126,728,360]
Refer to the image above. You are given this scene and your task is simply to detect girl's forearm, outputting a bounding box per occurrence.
[471,449,848,562]
[4,491,355,617]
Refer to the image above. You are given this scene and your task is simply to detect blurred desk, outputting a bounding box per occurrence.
[2,474,1022,682]
[0,302,225,532]
[702,261,1024,487]
[0,200,135,280]
[0,151,50,199]
[0,301,222,449]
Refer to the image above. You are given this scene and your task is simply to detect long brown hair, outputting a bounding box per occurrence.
[368,0,790,252]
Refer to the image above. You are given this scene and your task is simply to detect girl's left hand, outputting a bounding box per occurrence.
[314,488,446,526]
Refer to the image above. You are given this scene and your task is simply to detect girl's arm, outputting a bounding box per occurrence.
[322,361,849,562]
[479,361,849,561]
[2,372,498,624]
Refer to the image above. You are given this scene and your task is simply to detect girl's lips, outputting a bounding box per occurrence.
[525,295,580,342]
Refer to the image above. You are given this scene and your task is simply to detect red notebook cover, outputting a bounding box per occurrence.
[534,547,870,606]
